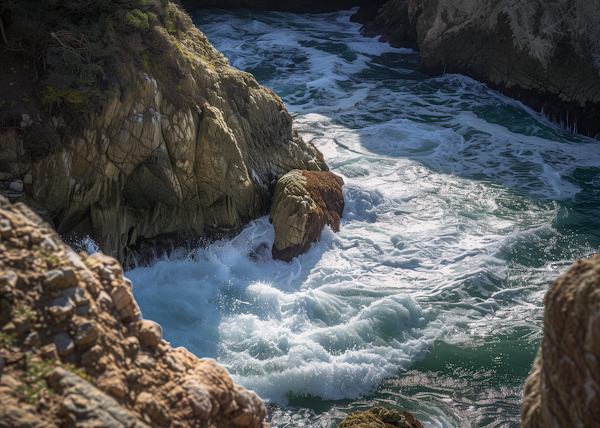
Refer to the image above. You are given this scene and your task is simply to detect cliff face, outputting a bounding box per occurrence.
[0,2,325,266]
[0,196,268,428]
[364,0,600,139]
[521,253,600,427]
[179,0,385,14]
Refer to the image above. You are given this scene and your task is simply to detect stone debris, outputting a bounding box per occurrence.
[270,169,345,261]
[0,196,269,428]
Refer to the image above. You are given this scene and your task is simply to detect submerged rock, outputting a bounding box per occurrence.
[270,169,344,261]
[522,253,600,427]
[363,0,600,140]
[0,196,268,428]
[337,407,423,428]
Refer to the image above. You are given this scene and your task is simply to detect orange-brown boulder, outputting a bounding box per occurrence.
[270,169,344,261]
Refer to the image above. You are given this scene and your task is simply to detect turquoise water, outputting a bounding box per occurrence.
[128,7,600,427]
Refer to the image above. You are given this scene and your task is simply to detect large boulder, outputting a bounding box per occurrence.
[363,0,600,140]
[270,169,344,261]
[0,195,268,428]
[521,253,600,427]
[180,0,386,14]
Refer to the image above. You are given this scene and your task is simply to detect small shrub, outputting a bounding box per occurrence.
[0,332,17,348]
[126,9,150,32]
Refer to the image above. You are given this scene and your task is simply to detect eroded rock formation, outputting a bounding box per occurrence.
[363,0,600,139]
[336,406,423,428]
[270,169,344,261]
[0,15,325,266]
[0,196,268,428]
[521,253,600,427]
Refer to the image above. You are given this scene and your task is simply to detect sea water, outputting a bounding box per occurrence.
[127,7,600,427]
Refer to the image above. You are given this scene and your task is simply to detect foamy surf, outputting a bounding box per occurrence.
[124,6,600,427]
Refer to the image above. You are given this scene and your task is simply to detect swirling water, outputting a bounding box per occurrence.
[127,8,600,427]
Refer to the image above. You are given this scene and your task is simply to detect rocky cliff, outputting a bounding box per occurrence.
[0,196,268,428]
[363,0,600,139]
[521,253,600,427]
[0,0,325,266]
[179,0,385,15]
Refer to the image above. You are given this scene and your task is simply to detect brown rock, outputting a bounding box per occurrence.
[39,343,59,361]
[137,392,170,427]
[111,285,141,322]
[136,319,162,348]
[270,170,344,261]
[522,252,600,427]
[97,370,128,398]
[74,322,99,348]
[80,344,102,366]
[0,194,271,428]
[183,379,213,419]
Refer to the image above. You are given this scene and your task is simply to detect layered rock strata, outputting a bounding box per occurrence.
[336,406,423,428]
[0,14,325,267]
[180,0,386,14]
[0,196,268,428]
[363,0,600,139]
[521,253,600,427]
[270,169,344,261]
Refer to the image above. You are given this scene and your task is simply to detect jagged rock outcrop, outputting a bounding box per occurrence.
[363,0,600,139]
[270,169,344,261]
[0,3,326,267]
[336,406,423,428]
[521,253,600,428]
[180,0,385,14]
[0,196,268,428]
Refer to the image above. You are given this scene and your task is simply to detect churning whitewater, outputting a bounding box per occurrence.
[127,7,600,428]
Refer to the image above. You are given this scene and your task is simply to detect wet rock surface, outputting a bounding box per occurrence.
[270,169,344,261]
[363,0,600,139]
[336,406,423,428]
[0,196,269,428]
[521,252,600,428]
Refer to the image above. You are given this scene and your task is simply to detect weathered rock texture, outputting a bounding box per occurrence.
[0,196,268,428]
[180,0,385,14]
[363,0,600,139]
[521,253,600,428]
[270,169,344,261]
[0,17,326,267]
[336,406,423,428]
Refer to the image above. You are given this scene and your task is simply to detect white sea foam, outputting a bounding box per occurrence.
[124,6,600,426]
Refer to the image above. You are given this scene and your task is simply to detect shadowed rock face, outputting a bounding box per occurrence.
[0,195,268,428]
[521,253,600,427]
[180,0,385,14]
[0,23,325,267]
[270,169,344,262]
[363,0,600,140]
